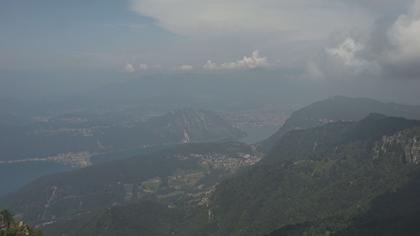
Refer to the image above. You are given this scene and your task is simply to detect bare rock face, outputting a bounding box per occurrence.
[373,127,420,164]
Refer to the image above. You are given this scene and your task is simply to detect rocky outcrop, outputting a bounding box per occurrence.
[373,128,420,164]
[0,209,42,236]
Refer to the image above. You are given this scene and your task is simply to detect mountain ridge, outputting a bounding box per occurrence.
[262,96,420,149]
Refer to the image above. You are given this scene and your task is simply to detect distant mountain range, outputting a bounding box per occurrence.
[0,108,244,197]
[0,108,244,162]
[3,97,420,236]
[262,96,420,149]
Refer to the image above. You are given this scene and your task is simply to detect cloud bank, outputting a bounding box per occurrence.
[123,50,270,72]
[204,50,269,70]
[127,0,419,80]
[308,0,420,80]
[124,63,135,73]
[130,0,371,40]
[384,0,420,79]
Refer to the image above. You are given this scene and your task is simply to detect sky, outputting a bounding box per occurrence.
[0,0,420,84]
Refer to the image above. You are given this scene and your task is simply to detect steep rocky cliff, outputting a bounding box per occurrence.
[373,127,420,164]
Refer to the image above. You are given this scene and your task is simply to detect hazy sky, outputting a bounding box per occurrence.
[1,0,419,81]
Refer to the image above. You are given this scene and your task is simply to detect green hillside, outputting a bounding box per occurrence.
[209,114,420,235]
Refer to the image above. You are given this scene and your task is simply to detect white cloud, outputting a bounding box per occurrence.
[326,38,367,68]
[123,63,152,73]
[130,0,371,40]
[377,0,420,79]
[203,60,218,70]
[138,63,150,70]
[178,64,194,71]
[203,50,269,70]
[123,51,269,72]
[387,0,420,63]
[124,0,419,80]
[303,37,379,80]
[317,0,420,80]
[222,50,269,69]
[127,0,420,80]
[124,63,135,73]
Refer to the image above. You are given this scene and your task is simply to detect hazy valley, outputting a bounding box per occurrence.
[2,1,420,235]
[3,96,420,236]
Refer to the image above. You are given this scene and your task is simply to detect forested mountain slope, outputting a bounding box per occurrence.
[210,114,420,236]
